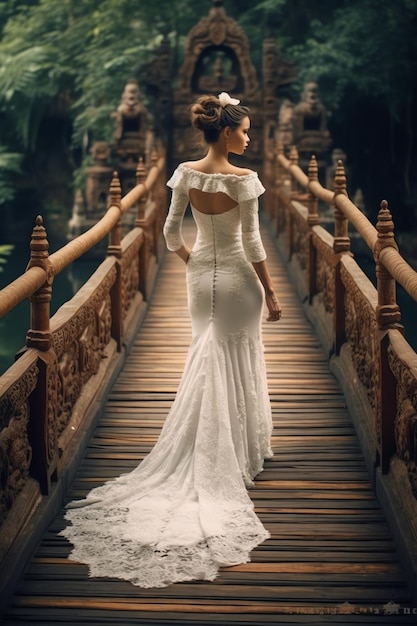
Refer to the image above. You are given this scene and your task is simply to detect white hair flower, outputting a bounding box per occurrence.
[218,92,240,107]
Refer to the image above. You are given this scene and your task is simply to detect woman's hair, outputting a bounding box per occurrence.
[190,94,249,144]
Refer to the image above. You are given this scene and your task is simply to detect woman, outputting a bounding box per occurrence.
[60,92,282,588]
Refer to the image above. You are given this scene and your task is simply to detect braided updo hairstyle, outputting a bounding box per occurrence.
[190,94,249,144]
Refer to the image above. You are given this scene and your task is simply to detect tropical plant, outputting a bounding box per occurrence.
[0,244,13,272]
[0,0,415,224]
[0,145,22,204]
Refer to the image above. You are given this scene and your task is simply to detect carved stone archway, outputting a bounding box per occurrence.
[173,0,262,170]
[172,0,297,183]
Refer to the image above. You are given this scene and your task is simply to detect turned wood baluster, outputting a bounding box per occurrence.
[374,200,402,472]
[107,171,123,350]
[307,155,319,303]
[25,216,58,494]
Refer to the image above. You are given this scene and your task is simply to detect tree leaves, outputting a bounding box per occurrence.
[0,0,415,217]
[0,145,22,204]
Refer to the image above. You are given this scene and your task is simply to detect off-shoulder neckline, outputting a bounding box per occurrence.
[178,163,256,179]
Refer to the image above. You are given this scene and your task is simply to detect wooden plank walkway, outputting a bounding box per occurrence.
[3,218,415,625]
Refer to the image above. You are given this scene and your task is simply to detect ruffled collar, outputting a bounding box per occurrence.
[178,163,257,180]
[167,163,265,202]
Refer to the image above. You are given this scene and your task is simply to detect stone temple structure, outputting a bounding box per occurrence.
[68,79,153,239]
[277,80,332,175]
[171,0,297,181]
[70,1,336,238]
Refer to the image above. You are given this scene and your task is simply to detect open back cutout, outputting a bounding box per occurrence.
[189,189,238,215]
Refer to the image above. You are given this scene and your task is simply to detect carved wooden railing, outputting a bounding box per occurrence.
[269,145,417,574]
[0,149,166,569]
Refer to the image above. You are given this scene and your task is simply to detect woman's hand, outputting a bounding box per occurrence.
[265,291,282,322]
[252,260,281,321]
[175,245,192,264]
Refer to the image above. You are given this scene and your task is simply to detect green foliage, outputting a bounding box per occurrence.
[0,145,22,203]
[0,0,415,220]
[72,154,94,191]
[0,0,415,140]
[0,243,13,272]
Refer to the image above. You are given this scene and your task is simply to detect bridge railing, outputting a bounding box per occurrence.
[269,145,417,580]
[0,149,166,572]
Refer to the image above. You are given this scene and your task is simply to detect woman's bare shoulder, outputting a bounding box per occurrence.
[229,166,254,177]
[180,160,204,171]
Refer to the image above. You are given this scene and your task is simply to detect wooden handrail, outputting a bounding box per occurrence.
[0,156,166,319]
[379,246,417,300]
[334,192,378,250]
[277,152,333,203]
[272,143,417,537]
[49,206,121,275]
[0,146,168,601]
[0,266,46,319]
[278,150,417,304]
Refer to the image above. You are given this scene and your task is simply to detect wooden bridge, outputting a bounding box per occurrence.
[1,146,417,624]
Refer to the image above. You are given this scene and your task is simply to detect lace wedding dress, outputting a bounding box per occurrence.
[60,164,273,588]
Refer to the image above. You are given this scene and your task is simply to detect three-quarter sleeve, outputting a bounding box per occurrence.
[240,198,267,263]
[163,172,189,251]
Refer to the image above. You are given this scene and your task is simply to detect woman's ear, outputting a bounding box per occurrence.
[223,125,231,140]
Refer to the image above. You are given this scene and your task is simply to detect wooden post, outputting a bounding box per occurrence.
[333,160,350,254]
[150,148,161,261]
[25,216,58,494]
[136,158,147,223]
[374,200,402,472]
[287,145,298,259]
[307,156,319,303]
[275,143,284,234]
[307,155,319,227]
[107,171,123,350]
[107,171,122,256]
[289,145,299,195]
[135,158,150,300]
[332,160,351,355]
[26,216,53,351]
[274,143,286,235]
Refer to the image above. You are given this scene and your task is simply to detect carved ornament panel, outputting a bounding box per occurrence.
[388,343,417,499]
[313,235,335,314]
[0,364,38,525]
[341,263,378,419]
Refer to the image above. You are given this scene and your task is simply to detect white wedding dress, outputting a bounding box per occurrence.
[60,164,273,587]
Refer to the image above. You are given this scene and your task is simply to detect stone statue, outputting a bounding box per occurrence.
[112,79,152,142]
[292,80,332,173]
[277,98,294,149]
[326,147,347,190]
[198,52,237,93]
[111,79,153,193]
[294,81,329,134]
